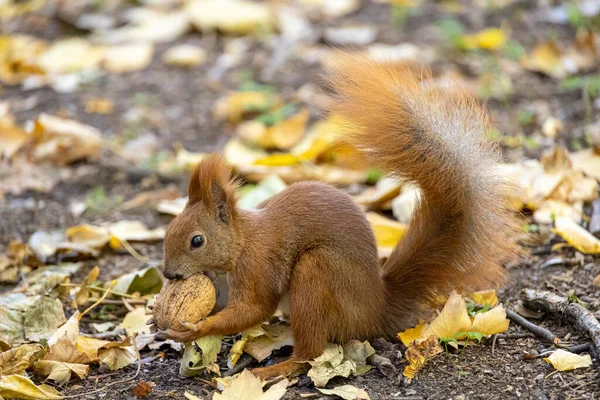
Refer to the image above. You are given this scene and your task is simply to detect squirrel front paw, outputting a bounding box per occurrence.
[161,320,206,342]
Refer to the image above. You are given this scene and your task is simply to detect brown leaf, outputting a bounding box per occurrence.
[132,381,155,397]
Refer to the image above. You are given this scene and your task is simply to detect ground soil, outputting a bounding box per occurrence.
[1,1,600,399]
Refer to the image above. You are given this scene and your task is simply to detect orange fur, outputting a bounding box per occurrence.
[162,55,523,379]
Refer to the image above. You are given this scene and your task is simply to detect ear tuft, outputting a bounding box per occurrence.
[188,154,238,221]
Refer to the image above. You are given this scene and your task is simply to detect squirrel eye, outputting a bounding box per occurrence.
[190,235,205,249]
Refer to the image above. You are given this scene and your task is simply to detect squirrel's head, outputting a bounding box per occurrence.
[163,154,239,280]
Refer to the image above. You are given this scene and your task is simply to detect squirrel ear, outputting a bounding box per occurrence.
[188,155,237,222]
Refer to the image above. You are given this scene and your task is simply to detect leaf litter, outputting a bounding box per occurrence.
[2,0,600,398]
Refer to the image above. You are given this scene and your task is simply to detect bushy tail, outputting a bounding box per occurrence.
[327,55,522,334]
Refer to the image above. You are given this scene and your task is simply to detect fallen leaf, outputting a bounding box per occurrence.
[403,336,443,379]
[24,296,67,342]
[570,148,600,181]
[112,266,163,295]
[132,381,155,397]
[162,44,206,67]
[92,9,190,44]
[544,349,593,371]
[298,0,360,17]
[244,325,294,362]
[468,290,499,307]
[120,308,152,336]
[66,225,110,252]
[553,216,600,254]
[0,344,44,376]
[73,266,100,307]
[214,92,279,124]
[460,28,507,51]
[31,114,102,165]
[103,43,154,73]
[36,38,104,77]
[354,177,402,210]
[521,41,565,78]
[398,323,428,347]
[85,98,114,115]
[187,0,275,36]
[107,221,164,247]
[423,291,472,340]
[0,374,63,399]
[391,184,420,223]
[238,175,287,210]
[98,345,137,370]
[27,230,66,262]
[365,212,407,256]
[308,344,355,387]
[33,360,89,384]
[156,197,187,216]
[470,304,510,336]
[533,200,583,225]
[75,336,110,361]
[213,369,288,400]
[0,103,29,158]
[317,385,371,400]
[594,274,600,287]
[179,335,223,377]
[343,340,375,375]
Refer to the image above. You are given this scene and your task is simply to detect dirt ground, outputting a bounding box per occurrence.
[2,1,600,399]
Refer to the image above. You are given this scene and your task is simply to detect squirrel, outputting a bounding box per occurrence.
[161,55,522,380]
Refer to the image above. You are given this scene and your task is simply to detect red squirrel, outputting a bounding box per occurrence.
[161,55,521,379]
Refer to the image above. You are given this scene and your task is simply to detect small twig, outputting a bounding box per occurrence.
[89,298,147,306]
[60,283,141,299]
[117,238,151,264]
[492,334,498,356]
[79,281,116,320]
[495,333,535,340]
[224,355,254,377]
[506,309,559,344]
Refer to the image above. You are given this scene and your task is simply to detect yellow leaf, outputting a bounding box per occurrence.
[254,153,302,167]
[570,148,600,181]
[468,290,498,307]
[98,346,137,371]
[423,291,472,340]
[214,92,278,124]
[553,217,600,254]
[75,336,110,361]
[460,28,507,51]
[33,360,89,384]
[187,0,274,36]
[533,200,582,225]
[403,336,443,379]
[521,41,565,79]
[66,226,110,250]
[0,375,63,399]
[213,369,287,400]
[0,103,29,158]
[103,43,154,73]
[544,349,592,371]
[73,266,100,307]
[398,323,428,346]
[85,98,114,115]
[317,385,371,400]
[244,325,294,362]
[470,304,509,336]
[119,308,152,336]
[355,177,402,210]
[366,212,407,250]
[162,44,206,67]
[31,113,102,165]
[0,344,43,376]
[227,339,247,368]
